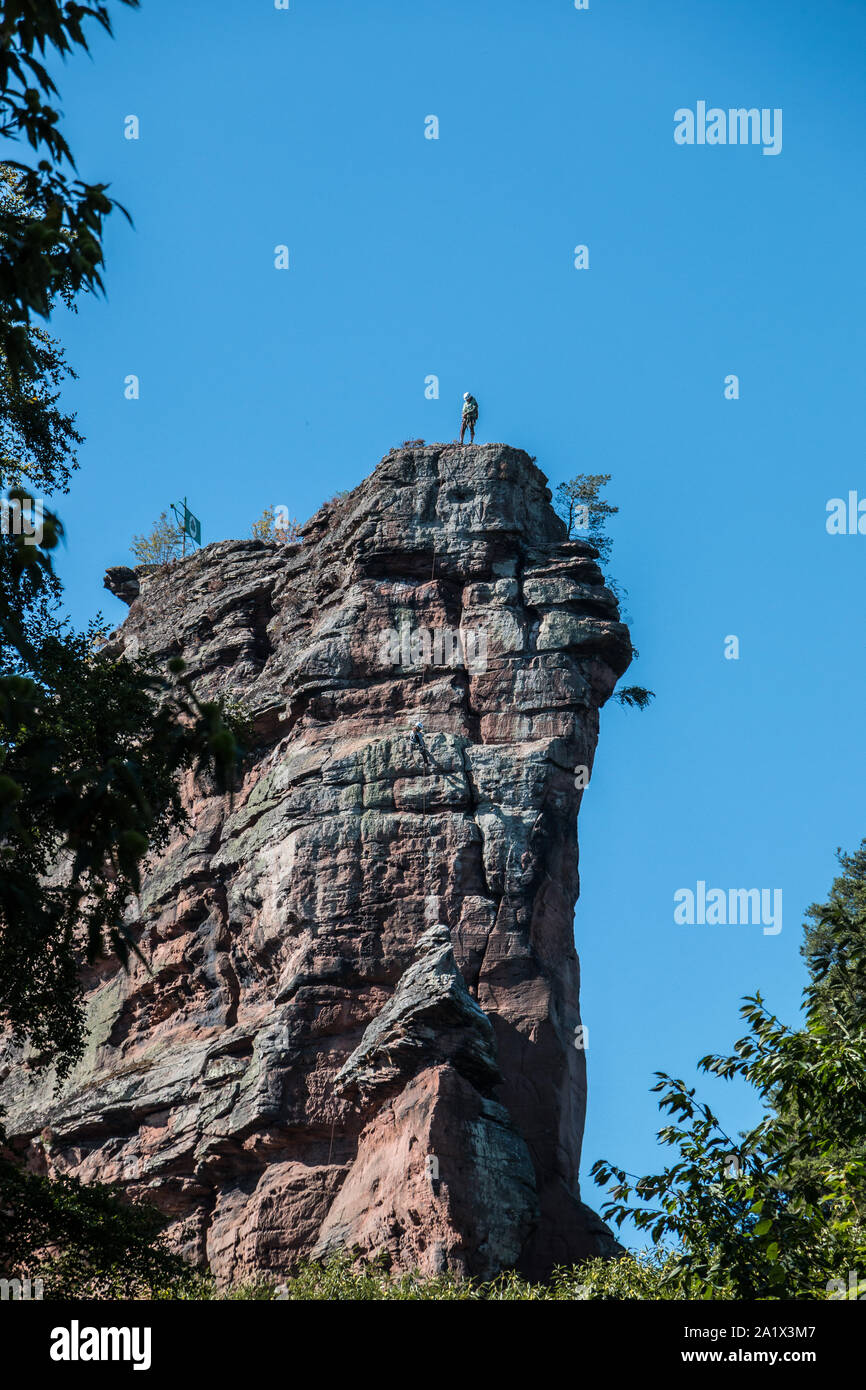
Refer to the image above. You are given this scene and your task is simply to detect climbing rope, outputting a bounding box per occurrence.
[327,1115,336,1166]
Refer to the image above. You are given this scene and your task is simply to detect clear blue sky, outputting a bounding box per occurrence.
[40,0,866,1241]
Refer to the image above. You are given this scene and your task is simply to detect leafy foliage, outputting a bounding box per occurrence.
[250,505,303,544]
[0,165,83,495]
[0,318,81,493]
[0,2,139,380]
[553,472,617,560]
[592,882,866,1299]
[0,0,250,1084]
[554,472,654,712]
[802,841,866,1027]
[130,1250,839,1301]
[130,509,185,565]
[138,1252,684,1301]
[0,1150,197,1299]
[0,519,245,1076]
[616,685,655,710]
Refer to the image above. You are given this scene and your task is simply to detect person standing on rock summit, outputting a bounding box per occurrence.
[459,392,478,445]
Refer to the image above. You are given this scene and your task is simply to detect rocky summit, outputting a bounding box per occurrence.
[0,442,632,1281]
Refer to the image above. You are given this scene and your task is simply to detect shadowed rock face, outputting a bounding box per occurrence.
[0,442,631,1281]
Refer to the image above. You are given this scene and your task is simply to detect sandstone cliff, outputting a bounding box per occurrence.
[0,442,632,1281]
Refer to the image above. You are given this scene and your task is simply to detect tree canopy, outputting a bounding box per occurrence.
[592,845,866,1299]
[0,2,139,380]
[0,0,245,1080]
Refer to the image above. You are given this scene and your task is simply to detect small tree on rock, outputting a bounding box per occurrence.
[554,472,653,712]
[554,472,617,560]
[251,506,302,544]
[130,511,185,565]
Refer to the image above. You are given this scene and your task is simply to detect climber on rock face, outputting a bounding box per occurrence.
[459,392,478,445]
[411,719,431,766]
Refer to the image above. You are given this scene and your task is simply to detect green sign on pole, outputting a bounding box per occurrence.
[184,505,201,545]
[171,498,202,553]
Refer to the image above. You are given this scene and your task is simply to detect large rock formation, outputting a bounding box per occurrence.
[0,442,631,1281]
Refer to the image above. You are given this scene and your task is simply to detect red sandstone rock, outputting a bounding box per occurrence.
[1,443,631,1282]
